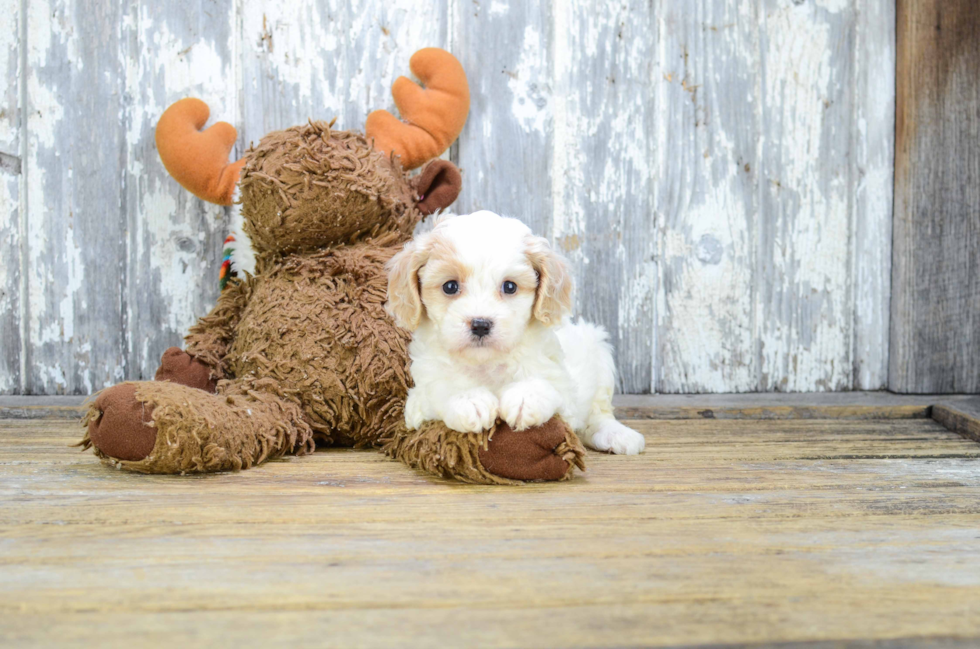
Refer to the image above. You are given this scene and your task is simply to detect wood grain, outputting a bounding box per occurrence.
[851,0,896,390]
[654,0,762,393]
[7,392,972,421]
[2,0,899,395]
[124,0,238,381]
[891,0,980,393]
[0,0,22,394]
[614,391,965,422]
[653,0,896,394]
[2,417,980,647]
[757,0,858,392]
[551,0,656,393]
[932,397,980,444]
[453,0,553,239]
[239,0,449,140]
[23,0,131,394]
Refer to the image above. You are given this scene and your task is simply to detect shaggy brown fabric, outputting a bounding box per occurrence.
[226,236,414,449]
[384,417,587,485]
[155,347,217,392]
[239,123,419,259]
[184,275,250,379]
[80,379,314,474]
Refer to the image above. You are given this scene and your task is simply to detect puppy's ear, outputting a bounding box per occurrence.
[525,235,572,326]
[386,236,430,330]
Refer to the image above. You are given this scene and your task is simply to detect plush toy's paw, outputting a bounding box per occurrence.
[382,415,587,484]
[85,384,157,461]
[588,419,646,455]
[443,389,499,433]
[155,347,217,393]
[478,417,586,481]
[498,379,562,431]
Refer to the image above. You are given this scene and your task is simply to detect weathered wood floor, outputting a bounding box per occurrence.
[2,415,980,648]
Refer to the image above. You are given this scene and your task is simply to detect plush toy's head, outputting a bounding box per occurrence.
[155,48,469,257]
[237,123,461,254]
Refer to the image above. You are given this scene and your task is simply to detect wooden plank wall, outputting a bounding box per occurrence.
[0,0,22,394]
[891,0,980,393]
[0,0,895,395]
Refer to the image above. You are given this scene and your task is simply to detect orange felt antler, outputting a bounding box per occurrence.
[366,48,470,171]
[155,98,245,206]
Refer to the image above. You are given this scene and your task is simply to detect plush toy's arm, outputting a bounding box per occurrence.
[183,277,251,380]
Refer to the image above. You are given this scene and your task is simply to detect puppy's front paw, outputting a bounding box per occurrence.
[590,420,645,455]
[404,391,427,430]
[499,380,562,431]
[443,389,499,433]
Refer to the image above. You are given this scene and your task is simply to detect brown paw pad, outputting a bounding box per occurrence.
[154,347,217,393]
[87,384,157,461]
[478,417,578,482]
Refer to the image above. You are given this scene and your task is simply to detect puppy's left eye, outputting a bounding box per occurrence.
[502,281,518,295]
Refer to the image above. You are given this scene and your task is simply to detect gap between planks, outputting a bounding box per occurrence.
[3,392,979,426]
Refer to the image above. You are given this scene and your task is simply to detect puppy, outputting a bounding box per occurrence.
[385,210,645,455]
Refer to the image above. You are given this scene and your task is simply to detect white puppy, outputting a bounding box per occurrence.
[385,210,645,455]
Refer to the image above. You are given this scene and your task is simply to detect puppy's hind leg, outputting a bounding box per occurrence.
[587,416,646,455]
[558,321,645,455]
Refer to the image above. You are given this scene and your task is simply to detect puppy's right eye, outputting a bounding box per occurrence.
[442,280,459,295]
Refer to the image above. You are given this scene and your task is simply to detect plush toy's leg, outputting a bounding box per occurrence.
[79,379,314,474]
[382,416,586,485]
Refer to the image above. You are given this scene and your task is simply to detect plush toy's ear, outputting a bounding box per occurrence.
[414,160,462,215]
[525,235,573,326]
[385,237,430,331]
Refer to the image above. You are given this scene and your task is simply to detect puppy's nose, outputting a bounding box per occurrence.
[470,318,494,339]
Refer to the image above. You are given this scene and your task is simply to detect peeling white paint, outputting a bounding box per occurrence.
[550,4,576,255]
[144,184,205,333]
[659,190,757,392]
[4,0,896,395]
[26,0,71,391]
[508,25,551,135]
[0,0,17,147]
[551,1,658,392]
[0,0,21,393]
[815,0,850,15]
[757,2,852,392]
[122,4,240,380]
[56,222,83,343]
[243,3,337,109]
[0,172,19,393]
[653,1,762,393]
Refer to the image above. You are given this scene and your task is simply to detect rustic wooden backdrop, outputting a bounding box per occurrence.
[0,0,898,395]
[892,0,980,394]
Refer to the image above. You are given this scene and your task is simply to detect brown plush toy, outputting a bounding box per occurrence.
[79,48,586,484]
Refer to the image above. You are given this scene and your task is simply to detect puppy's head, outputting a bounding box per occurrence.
[386,211,572,362]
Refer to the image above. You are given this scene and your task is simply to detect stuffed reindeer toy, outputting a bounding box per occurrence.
[80,48,586,484]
